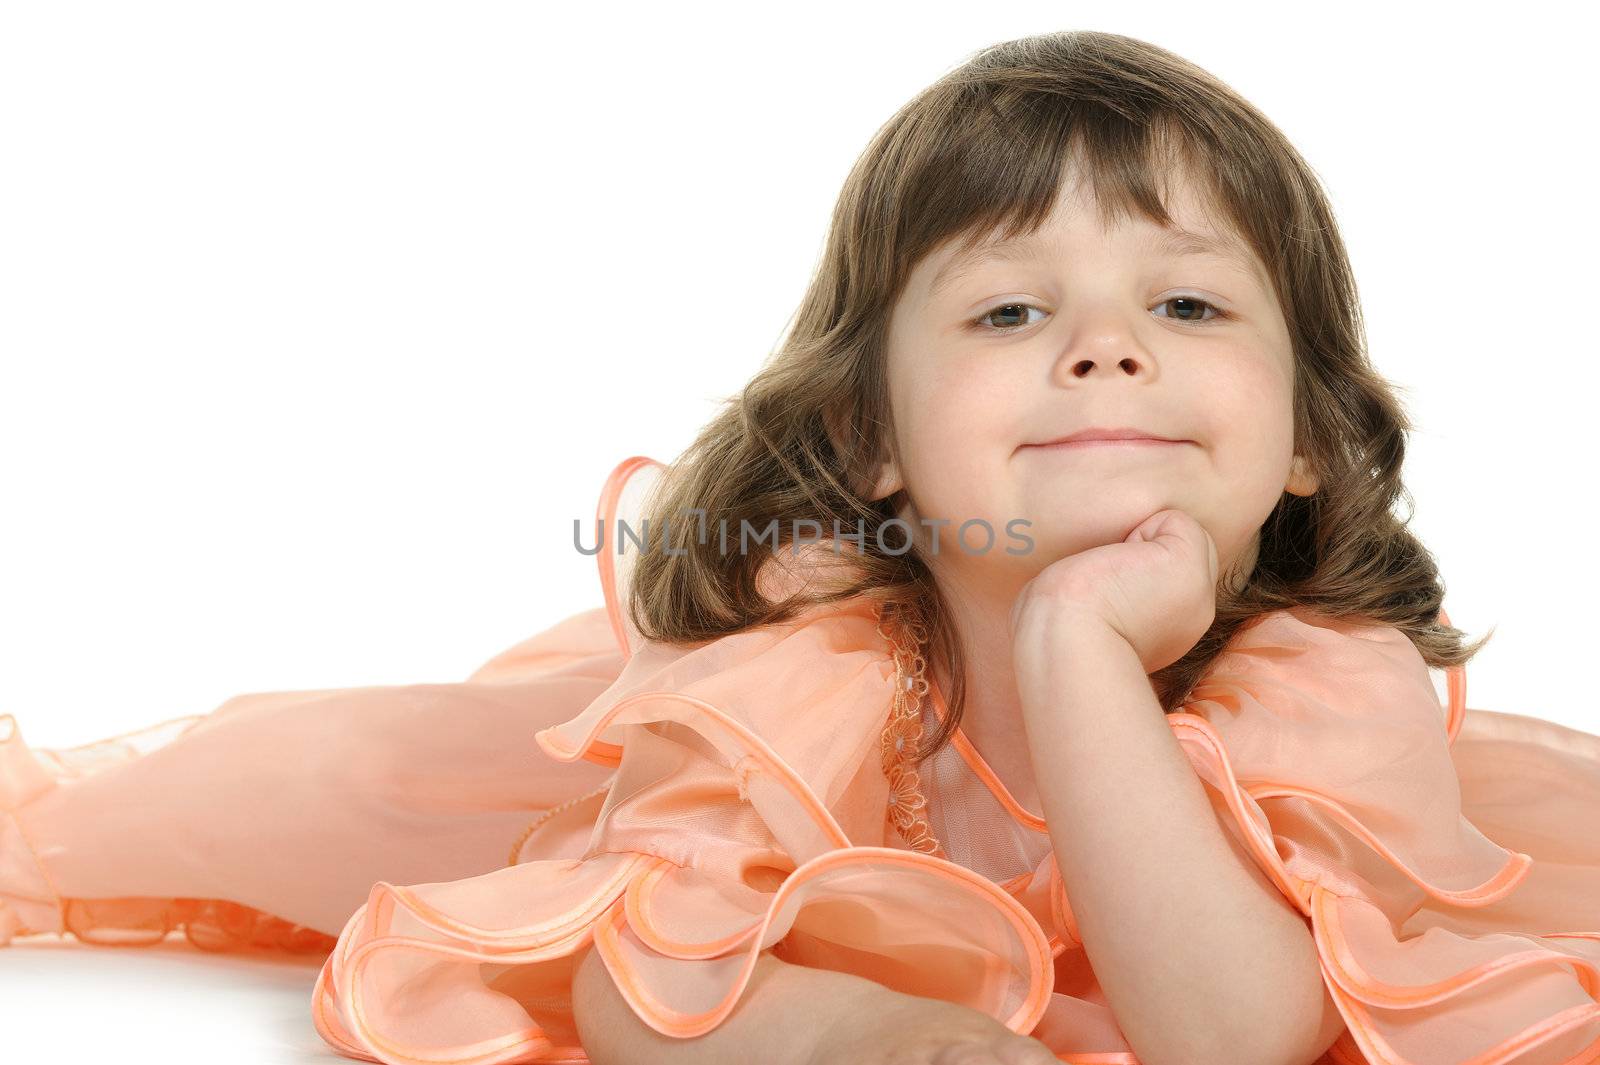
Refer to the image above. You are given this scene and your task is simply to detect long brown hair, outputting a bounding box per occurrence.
[622,29,1491,762]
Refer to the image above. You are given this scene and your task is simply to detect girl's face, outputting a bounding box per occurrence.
[874,161,1317,596]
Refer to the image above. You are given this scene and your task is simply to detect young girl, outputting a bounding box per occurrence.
[5,29,1599,1065]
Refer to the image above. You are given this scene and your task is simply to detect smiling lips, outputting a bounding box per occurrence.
[1023,426,1193,449]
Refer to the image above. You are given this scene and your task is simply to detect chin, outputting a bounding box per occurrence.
[992,523,1123,574]
[1030,489,1181,540]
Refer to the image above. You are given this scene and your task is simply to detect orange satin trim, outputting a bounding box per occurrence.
[587,845,1056,1040]
[536,689,856,851]
[595,454,666,664]
[931,604,1473,834]
[1321,928,1600,1065]
[925,674,1049,833]
[1312,886,1600,1009]
[559,455,668,771]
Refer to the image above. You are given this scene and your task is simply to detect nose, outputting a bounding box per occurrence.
[1055,341,1156,383]
[1048,301,1162,386]
[1068,352,1144,377]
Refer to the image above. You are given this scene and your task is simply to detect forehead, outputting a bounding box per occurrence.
[922,169,1268,300]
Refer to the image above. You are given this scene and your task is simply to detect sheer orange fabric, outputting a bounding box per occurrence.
[2,453,1598,1064]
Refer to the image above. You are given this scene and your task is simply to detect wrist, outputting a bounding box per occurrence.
[1022,607,1137,667]
[1015,612,1142,709]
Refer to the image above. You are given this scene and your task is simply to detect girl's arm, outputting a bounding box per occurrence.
[1019,620,1347,1065]
[571,941,892,1065]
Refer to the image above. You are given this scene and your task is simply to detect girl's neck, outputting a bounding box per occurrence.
[928,569,1045,816]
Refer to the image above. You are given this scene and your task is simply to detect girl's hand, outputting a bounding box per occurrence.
[806,992,1057,1065]
[1009,508,1219,676]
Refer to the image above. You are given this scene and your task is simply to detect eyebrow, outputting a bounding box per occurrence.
[928,226,1262,299]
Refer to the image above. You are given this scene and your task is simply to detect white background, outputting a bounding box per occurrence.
[2,3,1596,1061]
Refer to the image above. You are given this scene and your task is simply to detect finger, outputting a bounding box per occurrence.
[1150,508,1202,546]
[1125,508,1172,543]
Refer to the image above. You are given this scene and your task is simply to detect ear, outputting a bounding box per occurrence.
[1285,453,1319,496]
[868,453,903,504]
[824,406,904,503]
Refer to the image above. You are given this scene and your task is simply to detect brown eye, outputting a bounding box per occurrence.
[973,302,1046,333]
[1154,295,1226,324]
[971,295,1230,335]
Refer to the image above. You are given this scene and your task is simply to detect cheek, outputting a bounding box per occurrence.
[896,347,1018,454]
[893,385,1016,524]
[1202,356,1294,455]
[1176,364,1295,551]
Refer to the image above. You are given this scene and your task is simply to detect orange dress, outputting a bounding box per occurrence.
[3,454,1599,1065]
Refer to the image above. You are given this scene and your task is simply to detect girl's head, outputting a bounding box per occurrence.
[628,29,1487,756]
[873,150,1315,607]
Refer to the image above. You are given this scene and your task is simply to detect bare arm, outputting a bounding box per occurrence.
[572,942,904,1065]
[1019,619,1344,1065]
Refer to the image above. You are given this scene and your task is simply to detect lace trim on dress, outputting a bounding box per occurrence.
[501,596,950,867]
[875,602,947,859]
